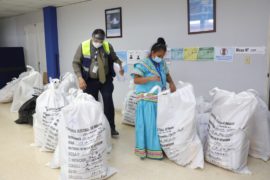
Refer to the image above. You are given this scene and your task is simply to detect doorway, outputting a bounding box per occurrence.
[24,23,46,73]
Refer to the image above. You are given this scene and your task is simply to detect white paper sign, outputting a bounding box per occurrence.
[164,48,172,60]
[215,47,235,62]
[235,47,266,54]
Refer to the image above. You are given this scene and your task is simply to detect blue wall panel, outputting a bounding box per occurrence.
[43,6,60,78]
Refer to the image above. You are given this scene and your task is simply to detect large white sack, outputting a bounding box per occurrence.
[205,88,258,174]
[47,144,61,169]
[157,82,204,169]
[59,92,116,180]
[195,97,212,150]
[122,90,137,126]
[33,113,44,147]
[196,96,212,114]
[33,80,67,151]
[47,89,83,170]
[196,113,210,150]
[11,67,43,112]
[59,72,78,94]
[0,66,34,103]
[0,78,20,103]
[47,90,112,170]
[246,90,270,161]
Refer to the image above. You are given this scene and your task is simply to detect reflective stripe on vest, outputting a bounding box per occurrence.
[81,39,110,58]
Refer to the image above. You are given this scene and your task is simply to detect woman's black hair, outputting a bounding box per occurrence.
[150,37,167,54]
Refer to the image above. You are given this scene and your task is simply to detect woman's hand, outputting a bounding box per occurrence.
[166,73,176,92]
[78,77,87,90]
[169,82,176,92]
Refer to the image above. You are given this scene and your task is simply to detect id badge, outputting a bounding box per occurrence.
[92,62,99,73]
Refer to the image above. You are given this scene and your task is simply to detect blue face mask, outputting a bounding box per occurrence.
[153,56,163,63]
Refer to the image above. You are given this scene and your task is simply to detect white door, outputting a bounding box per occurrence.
[24,23,46,73]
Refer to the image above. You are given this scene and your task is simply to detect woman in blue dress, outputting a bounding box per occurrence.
[132,38,176,160]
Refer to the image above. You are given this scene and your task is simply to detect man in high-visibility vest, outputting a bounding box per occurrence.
[72,29,124,137]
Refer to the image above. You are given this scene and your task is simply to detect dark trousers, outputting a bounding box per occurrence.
[84,76,116,131]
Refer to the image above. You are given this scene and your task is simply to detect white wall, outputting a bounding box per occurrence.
[0,10,46,72]
[0,17,18,47]
[15,11,44,46]
[57,0,270,109]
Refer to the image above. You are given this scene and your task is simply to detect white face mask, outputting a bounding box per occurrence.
[92,42,102,48]
[153,56,163,63]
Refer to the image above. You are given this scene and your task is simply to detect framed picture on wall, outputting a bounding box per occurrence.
[187,0,216,34]
[105,7,122,38]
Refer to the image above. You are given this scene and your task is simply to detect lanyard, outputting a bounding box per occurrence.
[150,58,166,90]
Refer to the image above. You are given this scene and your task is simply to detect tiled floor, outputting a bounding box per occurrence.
[0,103,269,180]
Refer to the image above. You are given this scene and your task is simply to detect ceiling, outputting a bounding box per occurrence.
[0,0,91,18]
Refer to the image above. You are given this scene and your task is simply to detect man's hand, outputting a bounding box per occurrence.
[169,82,176,93]
[119,67,124,76]
[78,77,87,90]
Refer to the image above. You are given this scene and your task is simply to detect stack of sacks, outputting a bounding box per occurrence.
[157,82,204,169]
[58,91,116,179]
[28,72,115,179]
[245,90,270,161]
[195,96,212,150]
[0,65,35,103]
[122,80,137,126]
[205,88,258,174]
[10,66,43,112]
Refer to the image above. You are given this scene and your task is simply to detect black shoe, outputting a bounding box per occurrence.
[111,129,119,137]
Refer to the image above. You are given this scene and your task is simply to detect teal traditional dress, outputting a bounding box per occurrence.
[131,57,169,159]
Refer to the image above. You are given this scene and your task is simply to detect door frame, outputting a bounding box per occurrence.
[266,15,270,110]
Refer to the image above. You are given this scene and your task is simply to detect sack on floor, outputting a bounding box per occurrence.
[15,96,38,125]
[33,80,67,151]
[11,67,43,112]
[0,78,20,103]
[157,82,204,169]
[246,90,270,161]
[122,91,137,126]
[47,90,112,170]
[205,88,258,174]
[59,92,116,180]
[0,66,33,103]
